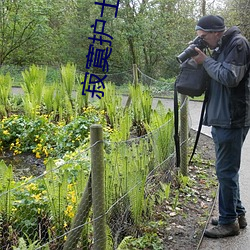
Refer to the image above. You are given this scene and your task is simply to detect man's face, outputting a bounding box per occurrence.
[196,30,221,49]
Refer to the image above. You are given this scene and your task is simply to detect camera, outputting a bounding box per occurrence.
[176,36,208,64]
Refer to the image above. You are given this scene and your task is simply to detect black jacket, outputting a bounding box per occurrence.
[203,26,250,128]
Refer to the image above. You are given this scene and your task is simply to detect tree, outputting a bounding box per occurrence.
[0,0,51,65]
[220,0,250,39]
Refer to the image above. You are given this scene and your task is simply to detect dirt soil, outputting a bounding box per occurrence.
[158,130,217,250]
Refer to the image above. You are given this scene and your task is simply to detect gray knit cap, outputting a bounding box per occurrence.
[195,15,225,32]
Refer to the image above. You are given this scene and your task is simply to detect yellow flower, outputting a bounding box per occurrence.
[36,152,41,158]
[42,147,49,157]
[71,195,76,204]
[3,130,9,135]
[65,205,74,218]
[26,183,37,191]
[100,110,106,115]
[32,193,42,201]
[13,149,22,155]
[12,207,17,212]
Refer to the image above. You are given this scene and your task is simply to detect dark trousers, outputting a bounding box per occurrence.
[211,126,249,225]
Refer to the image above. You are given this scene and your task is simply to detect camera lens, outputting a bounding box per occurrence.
[176,45,198,63]
[176,37,208,63]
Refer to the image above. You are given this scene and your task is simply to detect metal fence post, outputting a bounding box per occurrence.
[91,124,106,250]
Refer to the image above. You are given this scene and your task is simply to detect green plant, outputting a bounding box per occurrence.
[108,109,132,141]
[117,233,163,250]
[60,62,76,102]
[157,182,171,204]
[43,159,70,224]
[0,108,104,158]
[12,233,49,250]
[144,100,174,163]
[43,84,56,114]
[13,237,39,250]
[178,173,191,189]
[51,81,74,122]
[75,73,90,115]
[21,65,47,118]
[105,136,153,233]
[12,177,49,241]
[42,157,90,232]
[129,83,153,129]
[0,73,12,116]
[172,190,180,210]
[99,81,123,128]
[0,161,15,222]
[0,115,57,157]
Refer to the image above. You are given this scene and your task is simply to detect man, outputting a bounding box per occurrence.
[192,15,250,238]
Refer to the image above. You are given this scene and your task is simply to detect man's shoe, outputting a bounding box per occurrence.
[238,215,247,228]
[211,214,247,229]
[204,222,240,238]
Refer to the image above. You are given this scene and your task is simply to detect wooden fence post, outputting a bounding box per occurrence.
[91,124,106,250]
[133,64,138,86]
[63,175,92,250]
[180,94,188,176]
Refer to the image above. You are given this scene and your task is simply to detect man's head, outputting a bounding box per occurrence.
[195,15,225,49]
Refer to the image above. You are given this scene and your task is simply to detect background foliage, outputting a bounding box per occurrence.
[1,0,249,82]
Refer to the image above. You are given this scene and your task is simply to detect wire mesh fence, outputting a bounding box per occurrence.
[0,116,189,249]
[0,64,191,249]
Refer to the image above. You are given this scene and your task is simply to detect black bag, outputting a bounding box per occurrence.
[175,58,208,97]
[174,58,209,168]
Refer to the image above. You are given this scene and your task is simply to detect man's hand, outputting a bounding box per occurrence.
[192,47,207,64]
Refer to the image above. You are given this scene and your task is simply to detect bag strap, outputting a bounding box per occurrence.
[174,80,180,168]
[174,80,208,168]
[188,91,208,164]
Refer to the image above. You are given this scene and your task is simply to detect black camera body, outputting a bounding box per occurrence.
[176,36,208,63]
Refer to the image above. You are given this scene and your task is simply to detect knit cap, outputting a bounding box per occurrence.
[195,15,225,32]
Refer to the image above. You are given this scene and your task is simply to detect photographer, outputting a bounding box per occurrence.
[192,15,250,238]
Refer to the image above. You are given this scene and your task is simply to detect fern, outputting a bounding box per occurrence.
[61,63,76,100]
[43,84,55,114]
[21,65,47,118]
[0,160,14,221]
[144,100,175,163]
[43,159,68,228]
[0,73,12,115]
[99,82,122,128]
